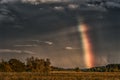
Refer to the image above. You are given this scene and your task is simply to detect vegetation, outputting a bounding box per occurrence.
[0,57,120,79]
[1,57,120,72]
[82,64,120,72]
[0,57,51,73]
[0,72,120,80]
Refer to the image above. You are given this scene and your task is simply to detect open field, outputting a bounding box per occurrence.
[0,72,120,80]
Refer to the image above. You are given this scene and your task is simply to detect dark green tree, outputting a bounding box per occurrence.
[44,58,51,73]
[0,60,12,72]
[8,59,25,72]
[74,67,80,72]
[26,57,51,73]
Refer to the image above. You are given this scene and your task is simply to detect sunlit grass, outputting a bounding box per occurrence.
[0,72,120,80]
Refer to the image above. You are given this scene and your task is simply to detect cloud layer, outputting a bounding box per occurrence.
[0,49,35,55]
[0,1,120,68]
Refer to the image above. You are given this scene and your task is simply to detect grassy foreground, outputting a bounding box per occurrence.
[0,72,120,80]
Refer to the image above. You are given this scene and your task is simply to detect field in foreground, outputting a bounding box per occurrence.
[0,72,120,80]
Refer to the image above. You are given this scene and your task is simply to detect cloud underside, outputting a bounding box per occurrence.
[0,49,35,54]
[0,1,120,68]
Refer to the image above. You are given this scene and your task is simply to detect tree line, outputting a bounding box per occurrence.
[0,56,120,72]
[82,64,120,72]
[0,57,51,72]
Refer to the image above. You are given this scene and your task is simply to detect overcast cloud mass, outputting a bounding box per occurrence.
[0,0,120,68]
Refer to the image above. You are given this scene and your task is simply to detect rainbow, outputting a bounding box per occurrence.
[79,23,95,68]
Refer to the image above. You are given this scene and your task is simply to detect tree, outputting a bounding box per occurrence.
[0,60,12,72]
[8,59,25,72]
[74,67,80,72]
[26,57,51,73]
[44,58,51,73]
[0,57,51,72]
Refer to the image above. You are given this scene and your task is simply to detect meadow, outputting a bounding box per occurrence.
[0,72,120,80]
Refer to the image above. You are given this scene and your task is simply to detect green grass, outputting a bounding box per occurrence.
[0,72,120,80]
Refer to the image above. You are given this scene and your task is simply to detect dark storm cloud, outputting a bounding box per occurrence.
[0,2,78,39]
[0,0,18,3]
[0,23,83,68]
[0,0,86,3]
[0,1,120,68]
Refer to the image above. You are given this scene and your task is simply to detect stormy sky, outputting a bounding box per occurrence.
[0,1,120,68]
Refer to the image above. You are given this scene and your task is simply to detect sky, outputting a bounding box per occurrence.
[0,0,87,3]
[0,1,120,68]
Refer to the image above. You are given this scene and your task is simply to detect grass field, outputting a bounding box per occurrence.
[0,72,120,80]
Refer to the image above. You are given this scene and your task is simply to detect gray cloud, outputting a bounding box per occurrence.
[22,0,69,3]
[0,0,19,3]
[0,49,22,53]
[65,47,81,50]
[65,47,73,50]
[23,50,35,55]
[27,40,53,45]
[0,49,35,55]
[14,44,38,47]
[0,0,120,68]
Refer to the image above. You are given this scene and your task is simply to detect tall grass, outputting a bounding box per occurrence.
[0,72,120,80]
